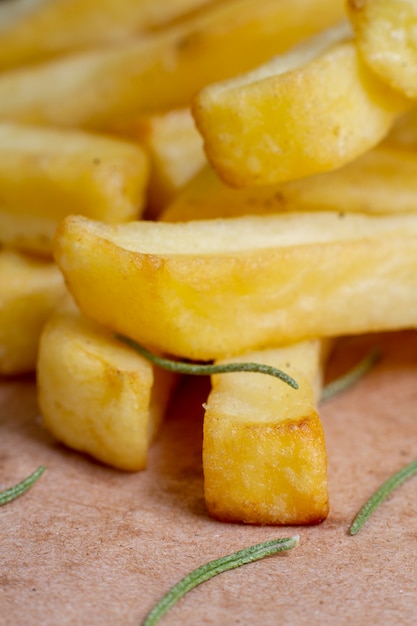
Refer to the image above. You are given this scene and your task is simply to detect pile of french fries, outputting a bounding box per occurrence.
[2,0,417,525]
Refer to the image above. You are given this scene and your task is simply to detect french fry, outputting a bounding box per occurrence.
[54,213,417,361]
[203,340,329,525]
[0,249,66,376]
[161,141,417,222]
[0,0,344,130]
[347,0,417,99]
[0,123,148,256]
[193,22,411,187]
[0,0,219,71]
[37,301,177,471]
[114,108,205,218]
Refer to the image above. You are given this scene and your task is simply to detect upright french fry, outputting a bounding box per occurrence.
[0,249,66,375]
[0,123,148,256]
[203,340,329,525]
[162,141,417,222]
[37,302,176,471]
[0,0,344,130]
[0,0,218,70]
[193,22,410,187]
[54,213,417,361]
[347,0,417,99]
[114,108,205,217]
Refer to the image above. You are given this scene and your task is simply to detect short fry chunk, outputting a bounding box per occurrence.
[37,303,176,471]
[203,341,329,525]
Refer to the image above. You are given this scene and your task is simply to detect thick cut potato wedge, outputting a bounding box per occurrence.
[162,142,417,221]
[0,249,66,375]
[203,340,329,525]
[193,22,410,187]
[54,213,417,361]
[114,108,205,218]
[0,123,148,256]
[37,303,176,471]
[0,0,218,70]
[0,0,344,130]
[347,0,417,99]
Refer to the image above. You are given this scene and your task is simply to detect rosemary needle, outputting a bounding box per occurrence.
[0,465,46,506]
[349,457,417,535]
[117,334,299,389]
[142,535,299,626]
[321,347,380,402]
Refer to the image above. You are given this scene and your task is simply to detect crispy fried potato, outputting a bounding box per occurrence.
[0,0,344,130]
[0,123,148,256]
[193,22,411,187]
[37,302,176,471]
[161,141,417,221]
[203,340,329,525]
[347,0,417,99]
[0,0,218,70]
[114,108,205,218]
[0,248,66,375]
[54,213,417,361]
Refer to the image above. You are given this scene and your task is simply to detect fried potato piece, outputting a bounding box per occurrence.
[203,340,329,525]
[37,302,176,471]
[114,108,205,218]
[347,0,417,99]
[54,213,417,361]
[0,0,218,70]
[0,0,344,130]
[0,123,148,256]
[161,141,417,221]
[193,22,411,187]
[0,248,66,375]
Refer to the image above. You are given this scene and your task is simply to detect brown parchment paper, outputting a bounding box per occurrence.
[1,330,416,626]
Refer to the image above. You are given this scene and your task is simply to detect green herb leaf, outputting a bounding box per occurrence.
[349,457,417,535]
[117,335,299,389]
[0,465,46,506]
[142,535,299,626]
[321,347,380,402]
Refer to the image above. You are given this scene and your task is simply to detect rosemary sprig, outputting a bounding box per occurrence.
[0,465,46,506]
[349,457,417,535]
[117,335,299,390]
[321,347,380,402]
[142,535,299,626]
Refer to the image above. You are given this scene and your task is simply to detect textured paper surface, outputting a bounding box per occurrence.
[1,331,416,625]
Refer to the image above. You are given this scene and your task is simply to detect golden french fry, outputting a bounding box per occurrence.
[54,213,417,361]
[0,249,66,375]
[0,123,148,256]
[0,0,218,70]
[347,0,417,99]
[114,108,205,218]
[161,140,417,221]
[0,0,344,130]
[37,302,177,471]
[203,340,329,525]
[193,22,410,187]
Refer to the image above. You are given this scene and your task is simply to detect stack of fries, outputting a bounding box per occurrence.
[1,0,417,525]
